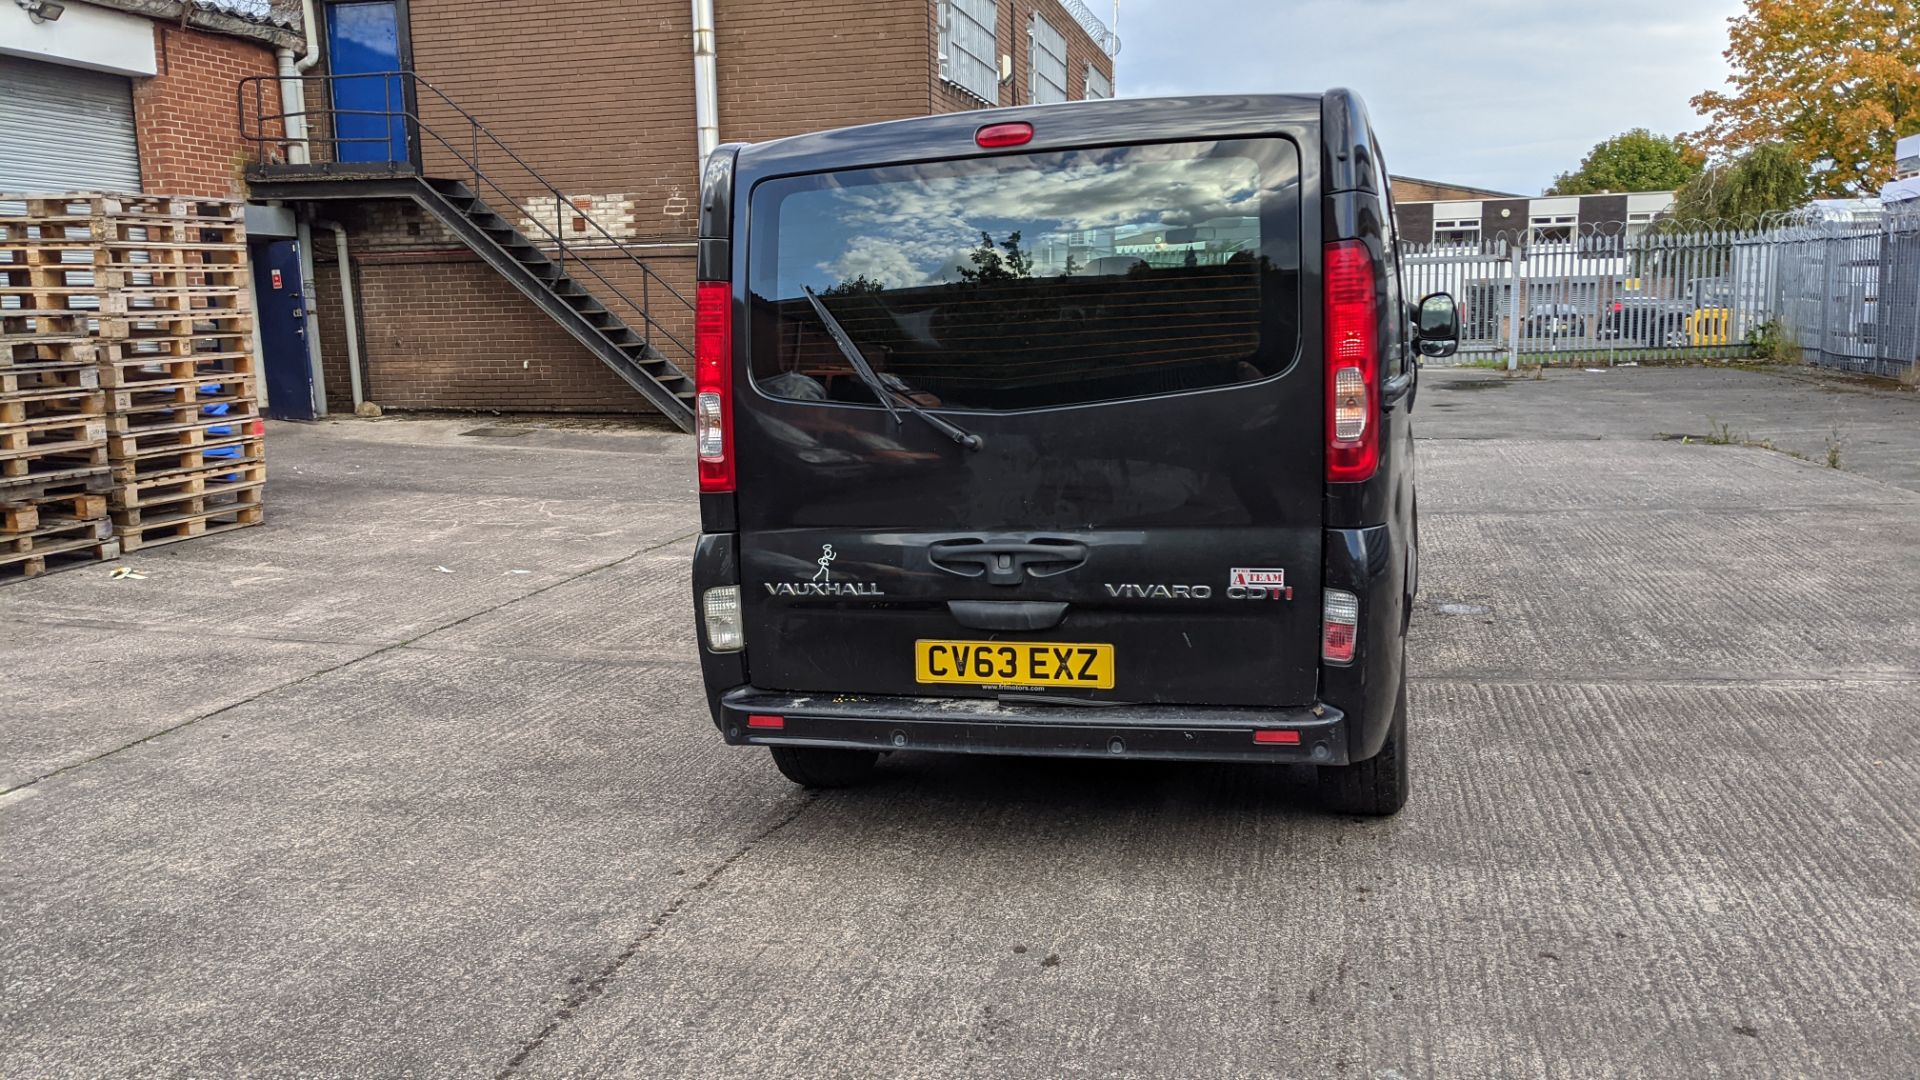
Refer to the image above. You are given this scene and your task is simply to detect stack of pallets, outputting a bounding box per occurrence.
[0,193,264,579]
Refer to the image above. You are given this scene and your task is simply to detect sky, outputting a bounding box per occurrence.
[1112,0,1744,196]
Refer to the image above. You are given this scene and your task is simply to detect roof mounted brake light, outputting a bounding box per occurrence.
[976,122,1034,149]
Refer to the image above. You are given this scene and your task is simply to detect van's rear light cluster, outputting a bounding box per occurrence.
[694,280,734,493]
[1323,240,1380,482]
[1322,589,1359,664]
[702,585,744,652]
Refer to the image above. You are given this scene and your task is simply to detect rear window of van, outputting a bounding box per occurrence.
[746,138,1301,412]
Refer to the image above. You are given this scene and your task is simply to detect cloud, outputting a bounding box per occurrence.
[1113,0,1741,195]
[797,147,1275,288]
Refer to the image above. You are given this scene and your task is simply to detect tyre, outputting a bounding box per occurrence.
[768,745,880,789]
[1659,323,1690,348]
[1315,677,1409,816]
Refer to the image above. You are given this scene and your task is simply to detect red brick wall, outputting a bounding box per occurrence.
[310,202,694,415]
[718,0,935,141]
[132,24,281,198]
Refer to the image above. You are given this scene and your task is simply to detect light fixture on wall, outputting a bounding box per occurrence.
[16,0,65,22]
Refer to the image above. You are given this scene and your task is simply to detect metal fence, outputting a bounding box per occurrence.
[1401,209,1920,380]
[1764,204,1920,378]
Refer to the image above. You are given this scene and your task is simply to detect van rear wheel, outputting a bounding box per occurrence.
[1314,679,1409,816]
[768,745,880,789]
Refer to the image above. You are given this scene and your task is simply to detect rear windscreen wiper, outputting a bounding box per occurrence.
[800,286,983,451]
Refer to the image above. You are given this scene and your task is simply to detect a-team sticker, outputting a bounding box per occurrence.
[1228,567,1293,601]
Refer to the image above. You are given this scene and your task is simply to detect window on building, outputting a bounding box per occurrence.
[1529,214,1575,244]
[1030,15,1068,104]
[1434,218,1480,246]
[1084,63,1112,100]
[1626,210,1656,238]
[938,0,999,104]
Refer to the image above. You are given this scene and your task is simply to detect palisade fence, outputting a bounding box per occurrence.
[1402,206,1920,379]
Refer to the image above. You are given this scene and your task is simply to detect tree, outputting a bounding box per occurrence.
[1546,129,1704,195]
[1662,142,1812,228]
[1691,0,1920,196]
[955,231,1034,283]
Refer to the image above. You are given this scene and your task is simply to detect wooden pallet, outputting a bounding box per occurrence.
[0,463,112,502]
[0,386,106,424]
[2,489,109,534]
[0,532,120,583]
[0,363,100,397]
[0,262,251,292]
[105,375,255,417]
[0,411,108,457]
[107,432,262,484]
[98,348,254,388]
[2,335,108,368]
[0,311,127,339]
[0,193,243,221]
[2,512,110,555]
[117,501,261,552]
[2,191,261,559]
[106,398,260,441]
[112,469,263,530]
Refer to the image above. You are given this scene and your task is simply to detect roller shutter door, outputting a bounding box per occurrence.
[0,55,143,194]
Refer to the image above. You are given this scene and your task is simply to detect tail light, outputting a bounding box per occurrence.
[702,585,744,651]
[695,281,734,492]
[1324,240,1379,483]
[1322,588,1359,664]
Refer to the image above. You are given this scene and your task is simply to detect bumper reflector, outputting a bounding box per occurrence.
[746,714,785,730]
[1253,729,1302,746]
[702,585,744,652]
[1322,588,1359,664]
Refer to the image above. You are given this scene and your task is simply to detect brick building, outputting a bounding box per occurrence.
[244,0,1120,421]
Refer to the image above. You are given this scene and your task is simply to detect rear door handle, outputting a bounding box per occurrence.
[928,539,1088,586]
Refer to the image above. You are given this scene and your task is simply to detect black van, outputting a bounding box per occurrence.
[689,90,1458,815]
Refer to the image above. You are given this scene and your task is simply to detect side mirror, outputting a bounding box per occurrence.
[1417,292,1459,358]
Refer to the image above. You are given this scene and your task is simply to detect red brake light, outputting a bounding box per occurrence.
[975,122,1033,149]
[1253,730,1302,746]
[746,714,784,730]
[694,281,734,493]
[1324,240,1379,483]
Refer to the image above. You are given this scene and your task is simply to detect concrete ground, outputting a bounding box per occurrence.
[3,364,1916,1077]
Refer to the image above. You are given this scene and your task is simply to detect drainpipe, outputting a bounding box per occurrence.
[275,0,322,163]
[295,214,330,417]
[315,219,366,411]
[690,0,718,165]
[275,48,308,164]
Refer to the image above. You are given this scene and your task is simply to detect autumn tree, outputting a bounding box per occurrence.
[1691,0,1920,196]
[1546,129,1704,195]
[1662,142,1813,227]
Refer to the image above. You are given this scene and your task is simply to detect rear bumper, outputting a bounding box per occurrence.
[693,523,1405,768]
[715,687,1350,765]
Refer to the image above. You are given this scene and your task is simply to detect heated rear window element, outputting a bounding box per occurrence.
[746,138,1301,412]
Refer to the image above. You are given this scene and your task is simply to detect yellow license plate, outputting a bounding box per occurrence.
[914,640,1115,690]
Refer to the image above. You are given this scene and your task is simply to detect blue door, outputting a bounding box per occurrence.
[326,1,408,165]
[252,239,318,420]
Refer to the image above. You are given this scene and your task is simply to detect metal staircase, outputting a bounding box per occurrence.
[239,73,696,430]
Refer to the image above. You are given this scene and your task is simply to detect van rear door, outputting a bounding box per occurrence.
[734,133,1322,707]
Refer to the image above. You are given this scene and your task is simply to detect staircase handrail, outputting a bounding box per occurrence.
[238,71,694,365]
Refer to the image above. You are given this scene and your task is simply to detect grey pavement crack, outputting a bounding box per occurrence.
[493,791,819,1078]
